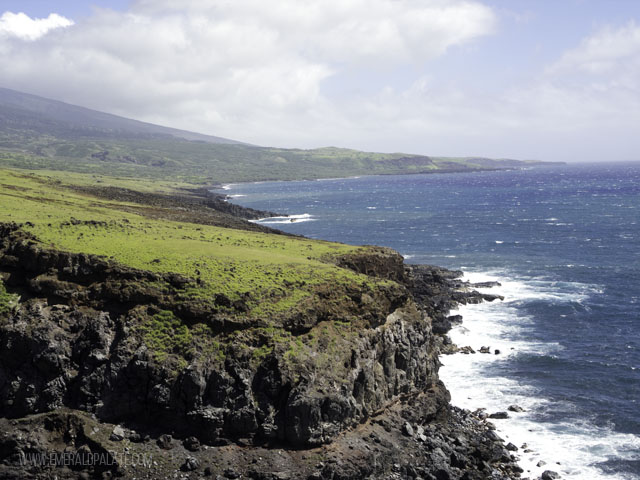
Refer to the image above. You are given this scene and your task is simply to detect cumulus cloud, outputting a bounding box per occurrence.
[1,2,638,162]
[534,22,640,130]
[548,21,640,77]
[0,11,73,40]
[130,0,496,64]
[320,21,640,162]
[0,1,495,144]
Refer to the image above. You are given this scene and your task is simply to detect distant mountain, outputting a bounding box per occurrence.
[0,87,560,183]
[0,87,241,144]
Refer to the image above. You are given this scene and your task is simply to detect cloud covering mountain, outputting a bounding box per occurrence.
[1,1,639,162]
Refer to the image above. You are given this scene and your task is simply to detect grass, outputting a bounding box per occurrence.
[0,139,527,184]
[0,279,18,317]
[138,310,194,360]
[0,167,389,319]
[0,166,410,376]
[18,168,194,194]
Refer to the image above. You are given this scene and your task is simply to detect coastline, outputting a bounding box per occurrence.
[218,179,545,477]
[219,169,640,480]
[439,270,640,480]
[211,164,561,192]
[0,216,527,479]
[5,163,637,479]
[437,272,557,479]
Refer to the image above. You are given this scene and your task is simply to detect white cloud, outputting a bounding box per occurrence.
[2,3,638,162]
[129,0,495,65]
[313,21,640,162]
[0,1,495,145]
[535,22,640,130]
[548,21,640,76]
[0,11,73,41]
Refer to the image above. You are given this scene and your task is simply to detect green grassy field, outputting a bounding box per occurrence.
[0,141,529,184]
[0,168,389,318]
[1,166,408,373]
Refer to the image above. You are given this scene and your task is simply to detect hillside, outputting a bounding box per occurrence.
[0,87,536,478]
[0,87,557,184]
[0,87,241,145]
[0,167,523,479]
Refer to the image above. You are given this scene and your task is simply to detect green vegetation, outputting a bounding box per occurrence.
[2,166,405,369]
[138,310,194,362]
[9,167,194,194]
[0,280,18,316]
[0,87,557,184]
[0,88,557,396]
[0,168,388,320]
[0,88,552,184]
[0,144,530,184]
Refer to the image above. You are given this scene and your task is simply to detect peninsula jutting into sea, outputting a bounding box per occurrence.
[0,87,572,480]
[225,165,640,479]
[2,2,640,476]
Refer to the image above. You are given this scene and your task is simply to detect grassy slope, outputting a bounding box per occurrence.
[0,87,555,184]
[0,168,387,318]
[0,138,539,184]
[1,167,407,374]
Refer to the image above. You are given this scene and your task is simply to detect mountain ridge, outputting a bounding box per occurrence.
[0,86,242,144]
[0,86,561,184]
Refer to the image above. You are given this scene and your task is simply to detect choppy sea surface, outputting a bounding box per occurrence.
[223,163,640,479]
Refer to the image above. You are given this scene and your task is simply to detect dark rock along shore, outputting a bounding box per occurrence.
[0,210,528,480]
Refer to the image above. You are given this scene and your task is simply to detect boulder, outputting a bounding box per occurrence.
[181,456,199,472]
[156,434,173,450]
[109,425,125,442]
[183,436,201,452]
[542,471,560,480]
[488,411,509,419]
[402,422,415,437]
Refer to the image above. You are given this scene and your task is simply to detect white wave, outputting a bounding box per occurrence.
[440,271,639,479]
[316,175,361,181]
[228,194,246,198]
[249,213,315,225]
[220,184,234,190]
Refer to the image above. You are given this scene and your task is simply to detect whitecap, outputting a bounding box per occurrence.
[249,213,315,224]
[440,271,637,479]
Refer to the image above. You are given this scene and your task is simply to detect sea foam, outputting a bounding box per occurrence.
[250,213,315,224]
[439,271,640,479]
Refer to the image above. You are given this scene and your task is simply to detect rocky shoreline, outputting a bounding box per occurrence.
[0,214,552,480]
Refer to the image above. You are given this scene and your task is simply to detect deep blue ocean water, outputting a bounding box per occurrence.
[223,163,640,479]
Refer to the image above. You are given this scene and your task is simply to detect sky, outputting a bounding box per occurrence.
[1,1,640,162]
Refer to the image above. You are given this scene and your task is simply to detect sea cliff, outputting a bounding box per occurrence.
[0,226,521,480]
[0,169,523,479]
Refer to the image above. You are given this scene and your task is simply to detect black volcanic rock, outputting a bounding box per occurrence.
[0,223,524,479]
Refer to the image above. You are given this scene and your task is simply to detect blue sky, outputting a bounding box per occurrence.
[1,1,640,162]
[0,0,132,19]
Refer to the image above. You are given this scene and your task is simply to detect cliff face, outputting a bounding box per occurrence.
[0,223,444,443]
[0,223,520,479]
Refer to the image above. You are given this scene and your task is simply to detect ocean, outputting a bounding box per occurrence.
[222,162,640,479]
